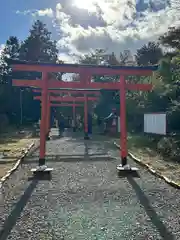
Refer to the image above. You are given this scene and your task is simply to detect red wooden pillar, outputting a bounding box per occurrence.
[39,72,48,165]
[84,94,89,139]
[72,100,76,132]
[120,75,128,166]
[46,94,50,139]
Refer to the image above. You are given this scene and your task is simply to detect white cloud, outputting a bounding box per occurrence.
[58,52,77,63]
[0,44,5,56]
[16,8,53,18]
[56,0,180,59]
[35,8,53,17]
[0,44,5,65]
[16,0,180,62]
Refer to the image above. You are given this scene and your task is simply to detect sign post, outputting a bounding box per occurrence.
[144,113,166,135]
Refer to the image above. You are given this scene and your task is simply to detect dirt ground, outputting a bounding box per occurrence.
[0,128,36,179]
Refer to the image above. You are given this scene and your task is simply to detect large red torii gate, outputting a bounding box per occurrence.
[11,60,158,173]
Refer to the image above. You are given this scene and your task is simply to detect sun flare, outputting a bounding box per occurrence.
[73,0,97,11]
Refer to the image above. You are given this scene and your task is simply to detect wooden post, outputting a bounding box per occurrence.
[84,94,89,139]
[73,100,76,132]
[46,94,50,140]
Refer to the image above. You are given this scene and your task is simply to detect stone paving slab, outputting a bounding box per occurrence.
[0,130,179,240]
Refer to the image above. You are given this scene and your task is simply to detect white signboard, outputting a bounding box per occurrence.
[118,117,120,132]
[144,113,166,135]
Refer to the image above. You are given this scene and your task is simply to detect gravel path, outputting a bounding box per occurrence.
[0,129,179,240]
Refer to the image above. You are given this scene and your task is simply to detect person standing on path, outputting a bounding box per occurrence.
[57,112,65,137]
[88,112,92,136]
[97,115,103,134]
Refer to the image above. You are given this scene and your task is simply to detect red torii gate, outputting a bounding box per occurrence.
[32,88,100,136]
[11,60,158,173]
[34,95,99,138]
[39,102,83,135]
[34,96,98,101]
[32,88,101,96]
[48,103,83,107]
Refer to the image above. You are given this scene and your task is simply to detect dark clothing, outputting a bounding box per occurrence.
[97,117,104,133]
[97,117,102,126]
[58,115,65,135]
[57,115,64,126]
[88,113,92,134]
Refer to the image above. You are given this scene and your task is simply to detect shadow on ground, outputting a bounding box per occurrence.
[22,140,116,164]
[127,176,175,240]
[0,179,38,240]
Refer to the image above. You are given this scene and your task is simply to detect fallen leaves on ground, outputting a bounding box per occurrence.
[115,134,180,185]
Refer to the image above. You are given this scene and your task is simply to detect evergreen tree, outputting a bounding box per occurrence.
[159,26,180,50]
[0,36,20,84]
[135,42,163,66]
[0,36,21,123]
[19,20,58,63]
[17,20,61,122]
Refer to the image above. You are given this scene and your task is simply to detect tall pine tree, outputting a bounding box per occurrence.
[17,20,63,123]
[0,36,20,84]
[0,36,21,124]
[135,42,163,66]
[19,20,58,63]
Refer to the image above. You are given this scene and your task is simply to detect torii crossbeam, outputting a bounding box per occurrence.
[11,59,158,174]
[34,95,98,102]
[32,88,101,96]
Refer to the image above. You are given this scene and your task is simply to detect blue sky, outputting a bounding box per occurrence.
[0,0,179,62]
[0,0,55,43]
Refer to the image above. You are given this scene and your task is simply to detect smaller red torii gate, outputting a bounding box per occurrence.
[32,88,100,136]
[48,103,83,107]
[11,60,158,173]
[34,95,99,138]
[34,95,98,102]
[39,102,83,135]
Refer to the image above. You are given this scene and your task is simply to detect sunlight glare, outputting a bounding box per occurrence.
[73,0,97,11]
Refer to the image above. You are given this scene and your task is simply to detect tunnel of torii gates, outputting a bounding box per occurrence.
[11,60,158,172]
[33,93,99,138]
